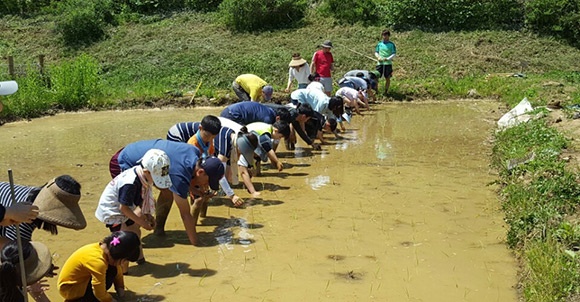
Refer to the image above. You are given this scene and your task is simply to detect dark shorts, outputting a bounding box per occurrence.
[376,64,393,78]
[106,219,135,232]
[109,148,124,179]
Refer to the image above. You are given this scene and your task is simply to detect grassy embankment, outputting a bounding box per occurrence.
[3,11,580,301]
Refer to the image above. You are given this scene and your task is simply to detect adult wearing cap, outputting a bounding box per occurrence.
[232,74,273,102]
[109,139,225,246]
[97,149,172,269]
[167,122,259,207]
[0,175,86,249]
[262,102,321,151]
[285,53,311,92]
[310,40,335,96]
[344,69,380,102]
[1,240,55,301]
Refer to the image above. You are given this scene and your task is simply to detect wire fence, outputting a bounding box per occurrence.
[0,56,47,79]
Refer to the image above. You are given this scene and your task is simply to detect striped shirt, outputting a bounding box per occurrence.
[167,122,235,160]
[0,182,37,241]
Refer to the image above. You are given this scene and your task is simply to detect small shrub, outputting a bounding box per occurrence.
[318,0,381,25]
[49,54,102,111]
[219,0,307,32]
[54,0,116,48]
[1,65,52,119]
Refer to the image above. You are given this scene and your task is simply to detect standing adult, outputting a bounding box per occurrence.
[285,53,311,92]
[109,139,225,246]
[232,74,273,102]
[375,30,397,96]
[310,40,335,96]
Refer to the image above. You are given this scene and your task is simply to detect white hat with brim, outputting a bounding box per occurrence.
[18,241,53,285]
[289,57,307,67]
[0,81,18,96]
[36,179,87,230]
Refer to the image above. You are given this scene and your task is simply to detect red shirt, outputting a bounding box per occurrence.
[312,50,334,78]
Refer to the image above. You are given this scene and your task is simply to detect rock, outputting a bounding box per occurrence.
[467,89,480,98]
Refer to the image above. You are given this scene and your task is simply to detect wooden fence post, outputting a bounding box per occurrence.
[8,56,15,79]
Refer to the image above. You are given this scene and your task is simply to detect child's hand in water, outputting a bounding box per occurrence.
[231,195,244,207]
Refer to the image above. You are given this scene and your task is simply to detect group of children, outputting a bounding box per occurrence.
[0,30,396,301]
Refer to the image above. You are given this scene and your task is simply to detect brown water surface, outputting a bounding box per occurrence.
[0,101,517,301]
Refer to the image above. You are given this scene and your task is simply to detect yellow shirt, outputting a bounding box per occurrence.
[57,243,123,302]
[235,74,267,101]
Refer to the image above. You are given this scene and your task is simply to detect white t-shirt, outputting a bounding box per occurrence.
[95,166,143,225]
[288,63,311,86]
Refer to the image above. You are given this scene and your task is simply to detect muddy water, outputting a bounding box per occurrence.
[0,101,517,301]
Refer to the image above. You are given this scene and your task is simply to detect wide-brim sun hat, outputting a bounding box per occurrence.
[20,241,53,285]
[35,178,86,230]
[0,81,18,95]
[289,56,307,67]
[320,40,333,48]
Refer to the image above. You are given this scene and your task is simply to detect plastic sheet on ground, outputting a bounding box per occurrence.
[497,97,533,130]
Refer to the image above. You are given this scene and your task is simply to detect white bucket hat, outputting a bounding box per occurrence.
[139,149,172,189]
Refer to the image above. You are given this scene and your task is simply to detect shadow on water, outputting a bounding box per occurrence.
[128,261,217,279]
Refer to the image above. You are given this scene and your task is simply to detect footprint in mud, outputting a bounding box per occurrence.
[400,241,422,247]
[333,270,363,281]
[327,255,346,261]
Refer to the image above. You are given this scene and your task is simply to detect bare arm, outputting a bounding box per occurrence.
[120,205,152,230]
[173,193,198,245]
[267,150,283,171]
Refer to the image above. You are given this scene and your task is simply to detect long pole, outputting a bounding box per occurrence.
[8,170,29,302]
[342,46,379,63]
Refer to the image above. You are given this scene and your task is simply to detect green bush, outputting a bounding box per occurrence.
[0,0,51,17]
[383,0,524,31]
[1,65,52,119]
[49,54,102,111]
[54,0,115,48]
[318,0,381,25]
[525,0,580,46]
[219,0,307,32]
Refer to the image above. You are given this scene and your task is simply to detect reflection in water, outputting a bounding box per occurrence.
[306,175,330,190]
[375,138,393,160]
[0,102,518,301]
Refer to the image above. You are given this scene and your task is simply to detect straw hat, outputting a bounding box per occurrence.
[289,55,307,67]
[35,178,86,230]
[20,241,53,285]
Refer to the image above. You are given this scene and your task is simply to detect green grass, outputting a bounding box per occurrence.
[1,13,580,118]
[3,10,580,300]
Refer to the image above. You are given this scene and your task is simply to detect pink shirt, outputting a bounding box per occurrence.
[312,50,334,78]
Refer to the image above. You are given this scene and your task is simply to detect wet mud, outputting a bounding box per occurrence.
[0,101,517,301]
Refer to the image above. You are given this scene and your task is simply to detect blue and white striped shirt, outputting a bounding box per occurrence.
[0,182,37,241]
